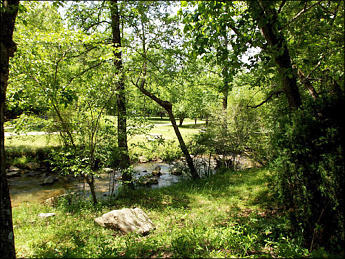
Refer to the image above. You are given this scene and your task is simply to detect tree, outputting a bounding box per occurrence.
[110,0,130,177]
[247,0,302,109]
[0,0,19,257]
[181,1,246,111]
[125,1,199,179]
[10,2,122,204]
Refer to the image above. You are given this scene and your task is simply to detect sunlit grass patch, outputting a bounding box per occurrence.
[5,134,61,150]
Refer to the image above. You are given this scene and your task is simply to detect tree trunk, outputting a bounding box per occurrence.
[297,68,318,100]
[222,26,230,111]
[222,87,228,110]
[110,0,130,174]
[0,1,19,258]
[133,7,198,179]
[85,175,97,204]
[179,116,184,126]
[251,0,302,110]
[167,109,199,179]
[137,84,199,179]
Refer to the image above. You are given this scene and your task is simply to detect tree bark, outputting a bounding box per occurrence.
[110,0,130,176]
[221,27,230,110]
[250,0,302,109]
[0,0,19,258]
[297,68,319,100]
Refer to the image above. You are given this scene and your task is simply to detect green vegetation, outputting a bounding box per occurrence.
[1,0,343,258]
[13,168,321,258]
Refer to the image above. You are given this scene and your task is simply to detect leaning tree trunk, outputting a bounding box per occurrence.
[137,84,199,179]
[250,0,302,110]
[0,0,19,258]
[132,7,198,179]
[110,0,130,179]
[166,108,199,179]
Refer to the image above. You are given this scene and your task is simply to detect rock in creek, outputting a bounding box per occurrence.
[8,166,21,172]
[151,166,161,176]
[95,208,155,235]
[137,175,159,185]
[6,171,21,178]
[170,167,183,176]
[6,166,21,177]
[25,171,43,177]
[41,175,58,185]
[26,162,41,170]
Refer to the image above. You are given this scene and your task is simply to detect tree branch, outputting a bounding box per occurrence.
[277,0,286,14]
[284,0,322,28]
[247,90,283,108]
[66,61,105,87]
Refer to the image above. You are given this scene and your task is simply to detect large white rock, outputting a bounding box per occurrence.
[95,208,155,235]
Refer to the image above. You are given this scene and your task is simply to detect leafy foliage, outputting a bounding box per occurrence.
[271,94,345,251]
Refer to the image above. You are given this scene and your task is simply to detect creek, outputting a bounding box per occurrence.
[8,162,187,207]
[8,155,256,207]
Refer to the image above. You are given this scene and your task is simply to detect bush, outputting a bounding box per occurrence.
[270,95,345,252]
[190,101,270,169]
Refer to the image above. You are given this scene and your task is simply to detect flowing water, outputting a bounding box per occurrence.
[8,162,186,207]
[9,155,256,206]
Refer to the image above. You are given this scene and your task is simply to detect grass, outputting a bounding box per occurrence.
[12,168,314,258]
[5,134,61,150]
[5,118,205,164]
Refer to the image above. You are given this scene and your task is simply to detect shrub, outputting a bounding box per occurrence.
[270,95,344,252]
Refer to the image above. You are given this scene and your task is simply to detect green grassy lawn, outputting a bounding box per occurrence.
[12,167,313,258]
[5,134,61,150]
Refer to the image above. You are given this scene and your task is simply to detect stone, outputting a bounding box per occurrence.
[6,171,21,178]
[26,162,40,170]
[95,208,155,235]
[151,166,161,176]
[38,213,56,218]
[25,171,42,177]
[170,168,182,176]
[138,156,148,163]
[8,166,21,172]
[138,175,159,185]
[41,175,58,185]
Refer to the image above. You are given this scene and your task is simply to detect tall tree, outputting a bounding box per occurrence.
[0,0,19,257]
[110,0,130,177]
[247,0,302,109]
[126,2,199,179]
[181,1,243,111]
